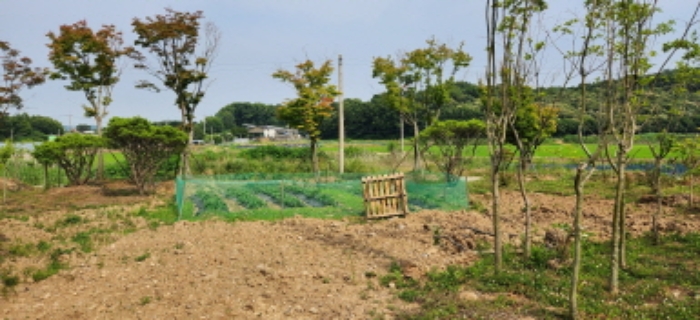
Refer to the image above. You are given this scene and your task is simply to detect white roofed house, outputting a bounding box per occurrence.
[247,125,277,140]
[246,125,300,141]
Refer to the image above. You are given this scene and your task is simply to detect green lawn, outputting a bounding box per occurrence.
[318,140,673,160]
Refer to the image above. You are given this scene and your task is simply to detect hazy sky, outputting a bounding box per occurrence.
[1,0,695,126]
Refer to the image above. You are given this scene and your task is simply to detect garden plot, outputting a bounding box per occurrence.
[180,176,468,220]
[183,181,365,219]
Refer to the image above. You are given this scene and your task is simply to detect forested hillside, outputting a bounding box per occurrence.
[193,67,700,141]
[4,69,698,142]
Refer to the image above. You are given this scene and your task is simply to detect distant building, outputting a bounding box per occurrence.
[245,125,300,141]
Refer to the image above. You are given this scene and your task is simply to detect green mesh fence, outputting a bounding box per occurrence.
[175,172,469,220]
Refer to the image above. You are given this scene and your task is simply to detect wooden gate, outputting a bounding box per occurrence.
[361,173,409,219]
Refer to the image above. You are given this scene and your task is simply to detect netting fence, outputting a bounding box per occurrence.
[175,171,469,220]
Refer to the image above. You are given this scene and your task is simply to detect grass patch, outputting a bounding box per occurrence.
[135,252,151,262]
[393,233,700,319]
[32,248,71,282]
[72,232,93,253]
[57,214,83,227]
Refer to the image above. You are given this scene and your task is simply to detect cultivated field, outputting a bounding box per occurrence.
[1,142,700,318]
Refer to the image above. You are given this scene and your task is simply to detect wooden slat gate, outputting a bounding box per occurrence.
[361,173,409,219]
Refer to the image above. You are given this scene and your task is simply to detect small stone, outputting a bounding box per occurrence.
[459,291,479,301]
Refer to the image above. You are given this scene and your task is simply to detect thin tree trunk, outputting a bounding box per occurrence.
[516,156,531,259]
[413,121,421,172]
[179,112,193,177]
[610,154,625,294]
[653,157,662,244]
[569,164,590,320]
[43,164,49,190]
[96,117,104,180]
[620,194,627,269]
[311,138,319,177]
[491,150,502,273]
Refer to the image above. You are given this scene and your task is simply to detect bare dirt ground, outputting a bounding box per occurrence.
[1,180,700,319]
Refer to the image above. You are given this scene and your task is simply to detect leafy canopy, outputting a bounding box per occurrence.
[273,59,340,141]
[0,41,47,115]
[31,133,105,186]
[103,116,187,194]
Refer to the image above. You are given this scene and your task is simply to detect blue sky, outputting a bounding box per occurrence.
[0,0,694,126]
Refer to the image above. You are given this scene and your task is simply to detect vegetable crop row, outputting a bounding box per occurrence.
[191,189,229,214]
[283,184,337,206]
[224,186,267,209]
[249,184,306,208]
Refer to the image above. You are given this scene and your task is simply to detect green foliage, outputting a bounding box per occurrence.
[31,133,104,185]
[135,252,151,262]
[673,138,700,175]
[421,119,485,181]
[0,114,62,141]
[72,232,93,253]
[32,248,71,282]
[372,38,472,128]
[103,116,188,194]
[248,183,306,208]
[57,214,83,227]
[0,139,14,164]
[130,8,219,152]
[46,20,131,139]
[190,189,228,215]
[283,184,338,206]
[224,186,266,209]
[240,145,310,160]
[273,59,340,174]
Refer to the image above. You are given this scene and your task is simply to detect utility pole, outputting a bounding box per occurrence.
[338,54,345,174]
[62,114,73,133]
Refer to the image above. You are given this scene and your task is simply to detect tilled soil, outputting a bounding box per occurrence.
[2,185,700,319]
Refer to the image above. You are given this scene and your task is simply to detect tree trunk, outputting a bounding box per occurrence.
[413,121,421,172]
[516,156,532,259]
[96,116,104,180]
[179,112,193,177]
[491,149,502,273]
[609,154,626,294]
[311,138,319,177]
[653,157,662,244]
[569,164,589,320]
[43,164,49,190]
[620,196,627,269]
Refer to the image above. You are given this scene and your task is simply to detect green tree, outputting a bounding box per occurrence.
[420,119,485,182]
[31,140,55,190]
[47,20,132,179]
[483,0,547,274]
[674,138,700,207]
[0,41,47,116]
[596,0,676,293]
[272,59,340,175]
[554,1,611,316]
[373,38,471,171]
[103,117,187,195]
[0,139,14,164]
[509,100,559,258]
[31,133,104,186]
[130,8,220,174]
[647,131,675,243]
[29,115,63,137]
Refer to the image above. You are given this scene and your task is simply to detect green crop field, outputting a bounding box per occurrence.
[177,177,468,221]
